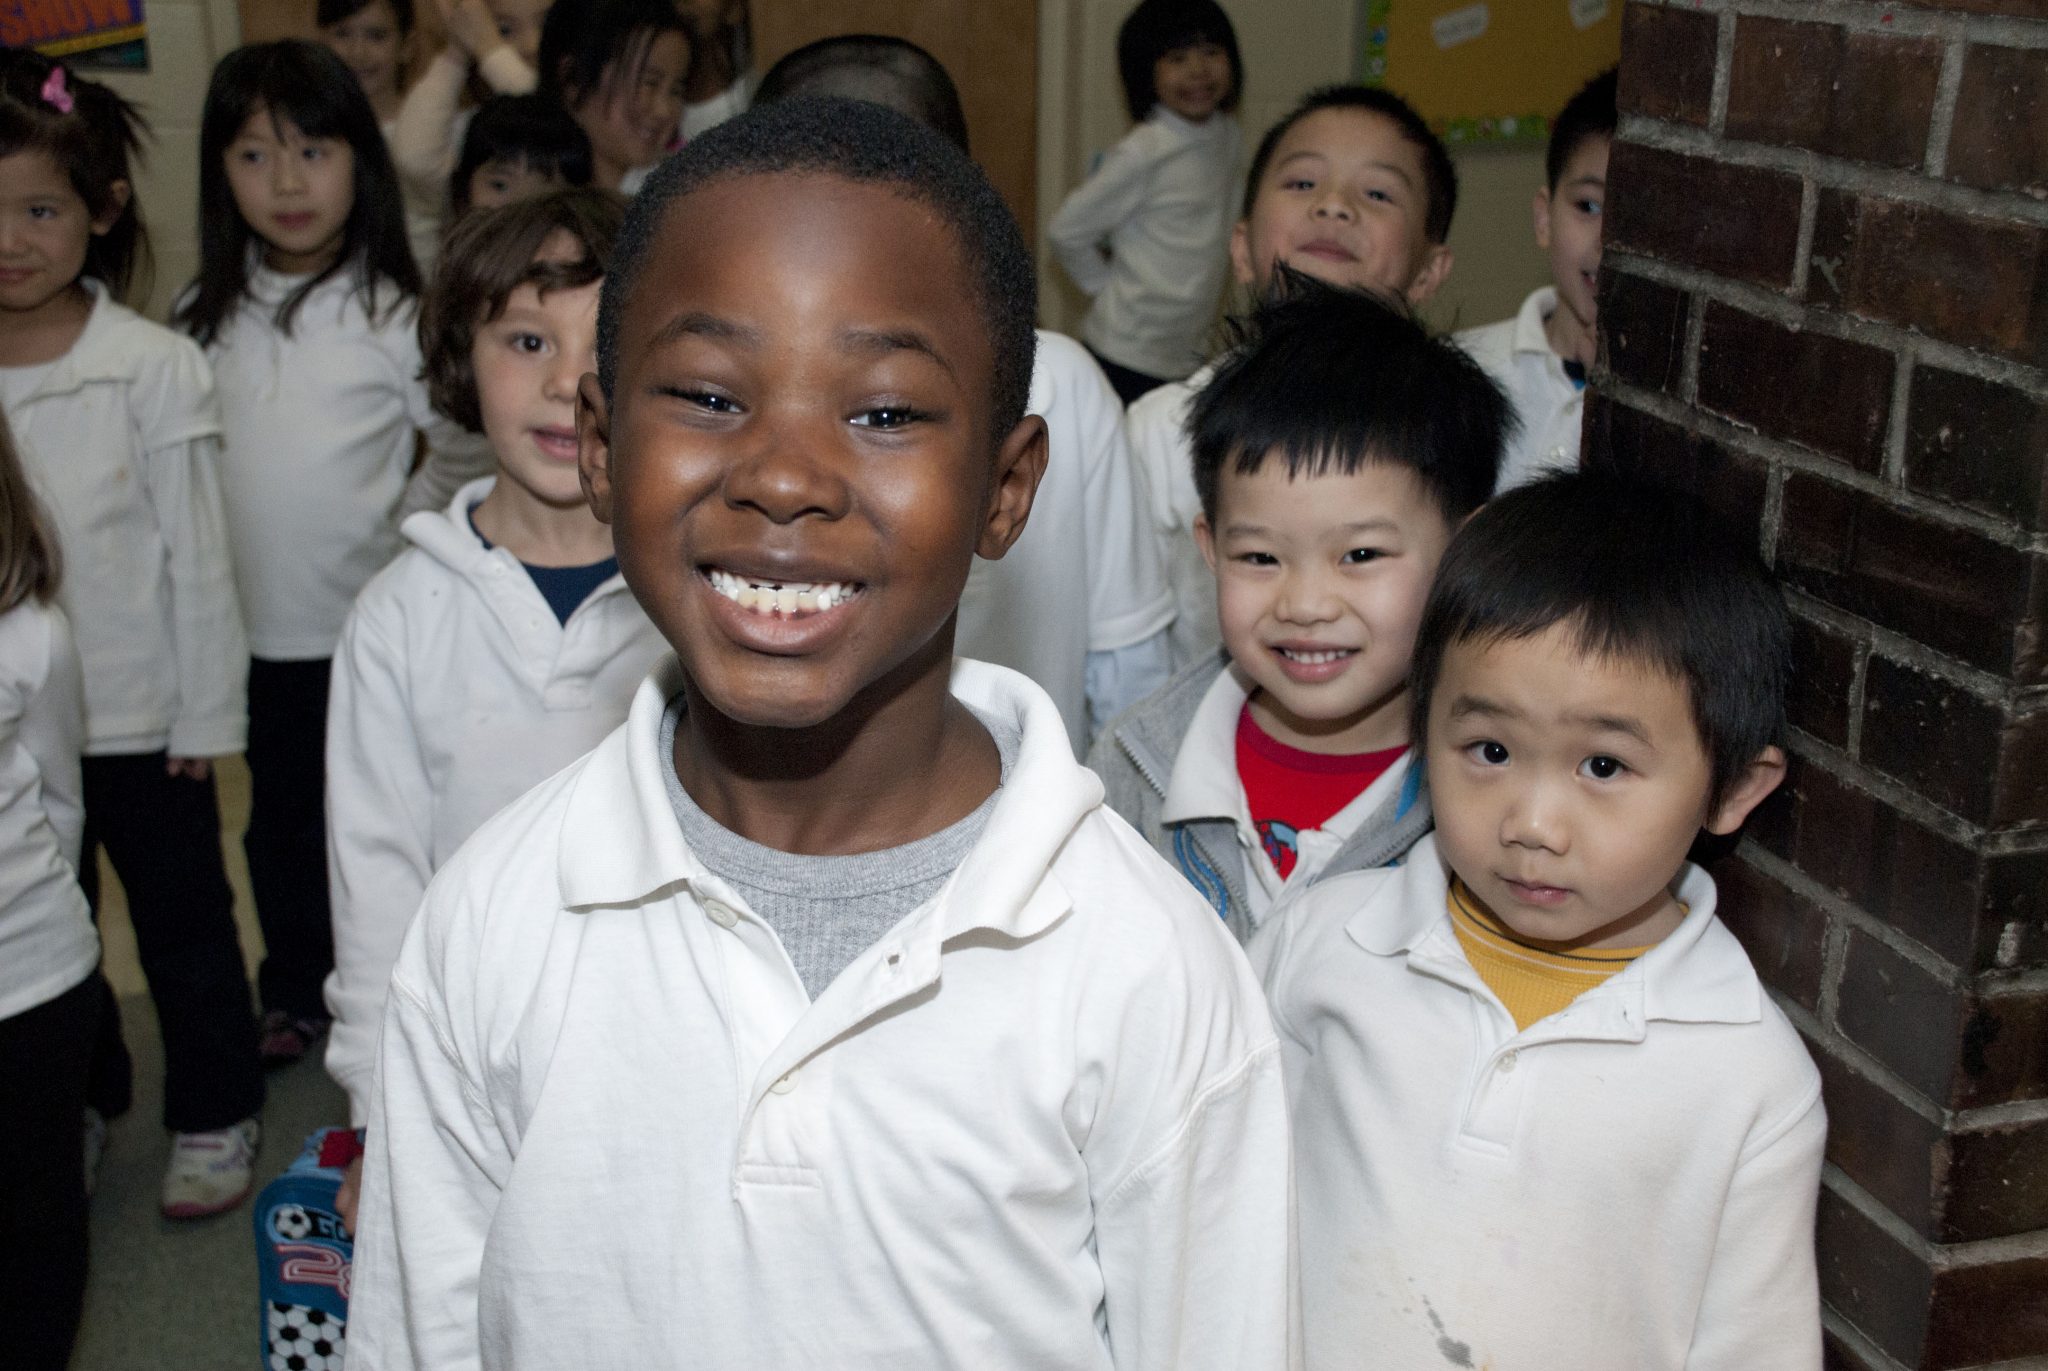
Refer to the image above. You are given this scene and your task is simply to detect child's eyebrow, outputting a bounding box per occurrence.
[841,327,954,379]
[1567,173,1606,190]
[1562,711,1653,746]
[650,311,763,352]
[1447,694,1518,722]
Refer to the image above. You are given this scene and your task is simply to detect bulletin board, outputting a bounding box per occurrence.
[2,0,149,68]
[1359,0,1621,145]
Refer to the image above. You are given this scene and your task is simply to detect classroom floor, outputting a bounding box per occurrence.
[74,756,347,1371]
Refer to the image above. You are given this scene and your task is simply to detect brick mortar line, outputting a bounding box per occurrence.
[1983,825,2048,858]
[1925,38,1967,180]
[1954,1093,2048,1130]
[1600,375,2045,555]
[1821,1162,2048,1269]
[1680,293,1706,405]
[1603,247,2048,405]
[1708,8,1735,138]
[1818,1312,1910,1371]
[1617,115,2048,231]
[1760,463,1785,568]
[1791,178,1818,300]
[1746,834,1975,991]
[1883,353,1913,486]
[1784,588,2020,708]
[1845,635,1870,759]
[1637,0,2048,47]
[1777,995,1948,1130]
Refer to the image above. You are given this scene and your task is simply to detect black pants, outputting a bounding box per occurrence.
[246,657,334,1022]
[1085,346,1172,407]
[81,753,264,1131]
[0,974,99,1370]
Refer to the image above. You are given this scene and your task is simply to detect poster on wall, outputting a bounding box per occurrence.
[1360,0,1619,145]
[1,0,150,71]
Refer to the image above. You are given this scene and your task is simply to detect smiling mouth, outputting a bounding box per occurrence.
[706,566,862,616]
[1294,240,1359,263]
[1503,878,1573,906]
[1275,646,1356,665]
[274,212,315,230]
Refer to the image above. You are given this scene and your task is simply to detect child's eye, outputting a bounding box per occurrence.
[1235,550,1279,567]
[675,388,739,414]
[1365,187,1394,204]
[1580,754,1627,781]
[850,405,925,430]
[1341,547,1384,565]
[1281,176,1315,192]
[510,332,547,354]
[27,204,57,219]
[1467,740,1510,766]
[1577,198,1603,217]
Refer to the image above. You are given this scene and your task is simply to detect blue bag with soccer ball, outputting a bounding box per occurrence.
[254,1127,360,1371]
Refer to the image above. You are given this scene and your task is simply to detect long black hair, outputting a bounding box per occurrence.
[176,40,419,347]
[0,48,152,302]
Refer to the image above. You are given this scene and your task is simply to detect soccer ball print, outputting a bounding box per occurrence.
[267,1301,345,1371]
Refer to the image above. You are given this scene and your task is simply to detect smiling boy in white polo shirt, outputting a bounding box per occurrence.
[343,97,1292,1371]
[1254,472,1825,1370]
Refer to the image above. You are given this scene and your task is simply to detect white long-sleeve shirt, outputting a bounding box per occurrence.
[958,330,1174,752]
[1455,286,1586,492]
[206,267,485,660]
[346,656,1295,1371]
[1122,363,1216,667]
[1049,108,1240,381]
[0,281,247,756]
[1252,835,1826,1371]
[0,599,97,1021]
[322,478,665,1124]
[385,44,538,264]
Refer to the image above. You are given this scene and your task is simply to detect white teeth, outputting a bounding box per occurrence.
[1278,647,1352,665]
[707,568,858,616]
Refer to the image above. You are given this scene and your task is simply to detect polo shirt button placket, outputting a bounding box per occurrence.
[705,900,739,930]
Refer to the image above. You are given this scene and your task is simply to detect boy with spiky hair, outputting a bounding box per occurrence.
[1255,472,1824,1370]
[1457,68,1616,490]
[1093,275,1510,945]
[344,97,1292,1371]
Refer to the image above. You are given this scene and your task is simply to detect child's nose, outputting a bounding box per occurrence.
[1274,566,1342,623]
[723,417,852,525]
[1501,778,1569,854]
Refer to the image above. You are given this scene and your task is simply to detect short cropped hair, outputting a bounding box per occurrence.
[451,95,595,216]
[599,97,1038,441]
[1189,269,1510,527]
[1117,0,1242,123]
[755,34,969,153]
[1410,471,1792,809]
[1547,67,1617,189]
[317,0,412,32]
[421,189,625,433]
[1244,85,1458,244]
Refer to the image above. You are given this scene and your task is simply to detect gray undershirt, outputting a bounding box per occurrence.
[659,695,1019,1000]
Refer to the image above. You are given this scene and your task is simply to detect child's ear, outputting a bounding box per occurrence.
[1532,185,1555,253]
[1193,512,1217,573]
[90,179,131,237]
[1405,242,1454,307]
[576,372,616,524]
[974,413,1049,560]
[1228,218,1256,290]
[1702,745,1788,836]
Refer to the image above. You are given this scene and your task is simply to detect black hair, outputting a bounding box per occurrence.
[1116,0,1242,123]
[1547,67,1617,190]
[539,0,689,109]
[0,48,152,302]
[1410,471,1792,809]
[450,95,595,215]
[600,96,1038,440]
[422,188,623,432]
[1190,268,1509,526]
[755,34,970,153]
[316,0,414,33]
[176,41,420,347]
[1243,84,1458,244]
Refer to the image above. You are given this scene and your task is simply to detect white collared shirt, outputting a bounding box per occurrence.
[1162,664,1412,927]
[321,478,666,1124]
[347,656,1295,1371]
[0,281,247,757]
[1252,835,1825,1371]
[1049,108,1242,381]
[1455,286,1586,492]
[1123,363,1217,668]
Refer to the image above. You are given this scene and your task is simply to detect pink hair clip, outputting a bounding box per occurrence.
[40,67,73,115]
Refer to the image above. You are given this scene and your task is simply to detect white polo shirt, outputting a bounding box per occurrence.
[1455,287,1586,492]
[1122,364,1216,668]
[1253,835,1826,1371]
[347,656,1294,1371]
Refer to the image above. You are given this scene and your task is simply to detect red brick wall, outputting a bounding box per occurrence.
[1594,3,2048,1367]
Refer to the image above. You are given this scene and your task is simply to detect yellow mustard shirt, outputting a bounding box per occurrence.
[1447,879,1654,1032]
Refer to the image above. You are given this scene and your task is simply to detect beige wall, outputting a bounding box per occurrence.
[94,0,242,321]
[1034,0,1550,338]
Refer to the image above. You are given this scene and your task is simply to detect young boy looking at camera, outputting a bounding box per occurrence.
[1253,472,1825,1371]
[344,98,1292,1371]
[1126,83,1461,666]
[1092,279,1510,944]
[1456,69,1614,490]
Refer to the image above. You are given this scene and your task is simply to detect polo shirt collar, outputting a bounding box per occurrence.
[1161,662,1256,828]
[1346,834,1762,1027]
[1511,286,1560,358]
[556,655,1099,946]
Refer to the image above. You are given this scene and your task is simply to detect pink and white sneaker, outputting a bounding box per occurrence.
[161,1116,261,1219]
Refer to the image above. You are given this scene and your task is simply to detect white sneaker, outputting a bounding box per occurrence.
[83,1107,107,1196]
[161,1116,260,1219]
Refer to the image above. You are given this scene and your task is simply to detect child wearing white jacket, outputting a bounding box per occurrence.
[324,189,661,1222]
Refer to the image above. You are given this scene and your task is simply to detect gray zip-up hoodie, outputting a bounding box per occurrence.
[1087,652,1434,945]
